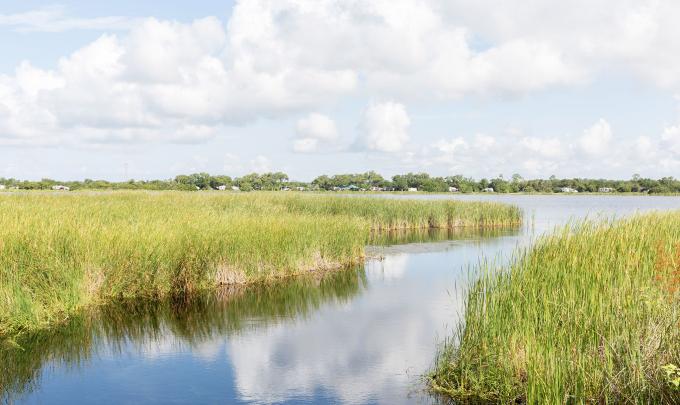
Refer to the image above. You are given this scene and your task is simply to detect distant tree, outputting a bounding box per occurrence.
[490,177,510,193]
[239,182,253,192]
[210,175,232,189]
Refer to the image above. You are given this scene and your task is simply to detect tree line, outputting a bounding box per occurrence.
[1,172,679,194]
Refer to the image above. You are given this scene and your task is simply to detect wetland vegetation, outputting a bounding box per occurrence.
[430,212,680,403]
[0,191,521,339]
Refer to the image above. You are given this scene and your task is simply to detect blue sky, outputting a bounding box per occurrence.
[1,1,680,181]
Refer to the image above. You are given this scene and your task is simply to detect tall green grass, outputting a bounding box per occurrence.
[271,194,521,229]
[430,212,680,403]
[0,191,520,338]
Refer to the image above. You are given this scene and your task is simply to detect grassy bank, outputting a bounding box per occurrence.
[0,191,520,338]
[430,212,680,403]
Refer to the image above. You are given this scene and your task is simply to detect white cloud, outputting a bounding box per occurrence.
[634,135,658,158]
[416,118,680,177]
[296,113,337,141]
[661,125,680,154]
[437,0,680,89]
[0,6,137,32]
[473,133,496,151]
[250,155,272,172]
[520,136,564,158]
[358,101,410,152]
[579,118,612,156]
[293,113,338,153]
[434,137,467,154]
[0,0,604,147]
[4,0,680,170]
[292,138,319,153]
[0,14,356,146]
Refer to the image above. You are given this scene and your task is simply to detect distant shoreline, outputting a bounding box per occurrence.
[2,189,680,197]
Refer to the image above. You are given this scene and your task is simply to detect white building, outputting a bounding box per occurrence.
[598,187,614,193]
[0,185,5,190]
[52,185,70,191]
[407,187,418,192]
[448,186,458,192]
[560,187,578,193]
[482,187,494,193]
[216,185,227,191]
[295,186,306,191]
[231,186,240,191]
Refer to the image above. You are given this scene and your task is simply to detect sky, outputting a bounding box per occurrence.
[1,1,680,181]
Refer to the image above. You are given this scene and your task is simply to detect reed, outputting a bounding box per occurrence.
[0,191,520,338]
[430,212,680,403]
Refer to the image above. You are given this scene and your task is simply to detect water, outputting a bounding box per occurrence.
[3,195,679,404]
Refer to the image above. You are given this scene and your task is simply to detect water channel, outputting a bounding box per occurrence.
[3,195,679,404]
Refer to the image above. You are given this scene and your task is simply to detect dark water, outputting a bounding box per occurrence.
[3,195,680,404]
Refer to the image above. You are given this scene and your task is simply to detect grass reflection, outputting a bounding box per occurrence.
[369,225,520,246]
[1,267,366,401]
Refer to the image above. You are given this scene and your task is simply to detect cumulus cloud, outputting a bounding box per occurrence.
[417,118,680,177]
[473,133,497,151]
[0,14,356,146]
[0,0,600,146]
[293,113,338,153]
[520,136,563,158]
[357,101,410,152]
[661,125,680,154]
[437,0,680,89]
[434,137,467,154]
[579,118,612,156]
[5,0,680,156]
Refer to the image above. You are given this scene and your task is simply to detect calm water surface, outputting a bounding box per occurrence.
[3,195,680,404]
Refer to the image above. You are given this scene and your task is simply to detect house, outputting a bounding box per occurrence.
[482,187,494,193]
[0,185,5,190]
[407,187,418,192]
[370,186,384,192]
[295,186,306,191]
[231,186,240,191]
[598,187,614,193]
[282,187,291,191]
[52,185,70,191]
[560,187,578,193]
[216,185,227,191]
[448,186,458,192]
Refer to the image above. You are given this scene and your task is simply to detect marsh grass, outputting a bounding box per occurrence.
[0,191,520,338]
[430,212,680,404]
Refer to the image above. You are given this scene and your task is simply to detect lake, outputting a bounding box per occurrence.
[3,195,679,404]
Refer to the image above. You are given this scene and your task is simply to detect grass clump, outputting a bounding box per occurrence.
[430,212,680,403]
[0,191,520,338]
